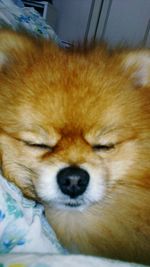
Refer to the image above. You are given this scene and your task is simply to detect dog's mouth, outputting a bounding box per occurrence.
[51,198,87,211]
[65,202,81,208]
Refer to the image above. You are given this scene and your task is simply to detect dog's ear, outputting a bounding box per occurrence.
[121,50,150,88]
[0,29,38,71]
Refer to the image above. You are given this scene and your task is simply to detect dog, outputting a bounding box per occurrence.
[0,29,150,264]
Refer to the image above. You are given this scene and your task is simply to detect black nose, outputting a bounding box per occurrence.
[57,166,90,198]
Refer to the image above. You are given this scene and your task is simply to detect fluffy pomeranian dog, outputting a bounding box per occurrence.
[0,29,150,264]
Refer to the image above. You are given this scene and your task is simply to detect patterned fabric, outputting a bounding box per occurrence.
[0,173,65,254]
[0,0,61,45]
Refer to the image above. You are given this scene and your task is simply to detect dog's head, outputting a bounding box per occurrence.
[0,30,150,212]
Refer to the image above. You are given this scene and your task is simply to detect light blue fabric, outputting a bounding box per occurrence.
[0,173,66,254]
[0,0,61,44]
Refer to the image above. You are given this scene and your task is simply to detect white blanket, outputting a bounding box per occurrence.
[0,254,146,267]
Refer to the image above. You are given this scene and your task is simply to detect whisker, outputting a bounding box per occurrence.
[17,163,37,176]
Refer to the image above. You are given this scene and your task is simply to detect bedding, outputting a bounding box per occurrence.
[0,1,148,266]
[0,254,146,267]
[0,0,61,44]
[0,173,65,254]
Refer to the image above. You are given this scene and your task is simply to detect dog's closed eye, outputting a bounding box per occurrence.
[92,144,115,151]
[23,141,52,150]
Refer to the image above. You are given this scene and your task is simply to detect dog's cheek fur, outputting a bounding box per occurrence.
[0,134,39,199]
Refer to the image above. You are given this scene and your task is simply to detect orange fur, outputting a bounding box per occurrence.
[0,29,150,264]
